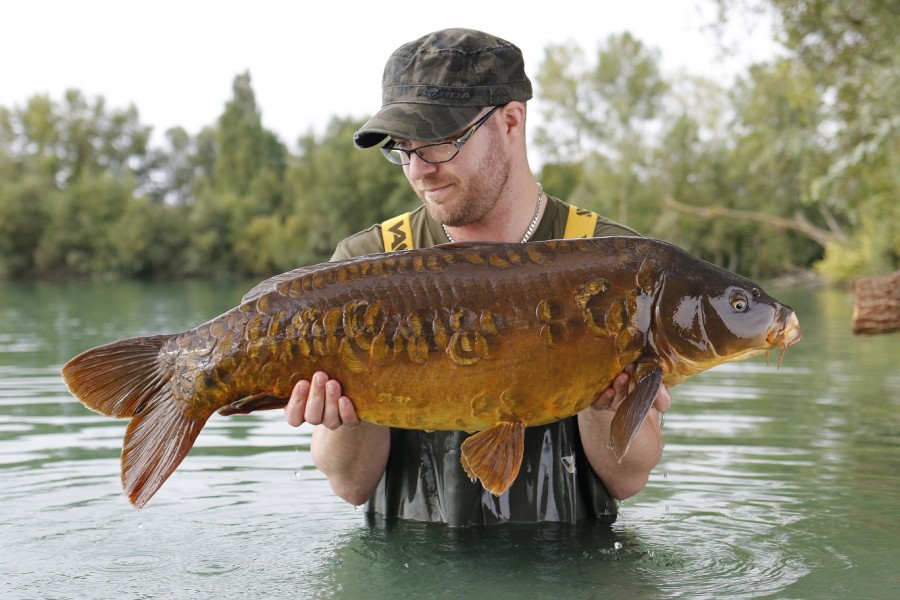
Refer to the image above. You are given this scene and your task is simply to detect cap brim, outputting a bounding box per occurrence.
[354,103,483,149]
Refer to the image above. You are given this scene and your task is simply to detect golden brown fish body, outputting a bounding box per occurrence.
[62,237,801,508]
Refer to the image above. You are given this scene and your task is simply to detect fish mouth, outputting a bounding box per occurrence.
[766,311,802,368]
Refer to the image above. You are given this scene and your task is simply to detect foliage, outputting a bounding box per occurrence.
[1,5,896,281]
[535,33,667,235]
[287,117,415,266]
[713,0,900,279]
[532,2,897,281]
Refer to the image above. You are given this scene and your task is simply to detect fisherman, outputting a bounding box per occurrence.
[284,28,671,526]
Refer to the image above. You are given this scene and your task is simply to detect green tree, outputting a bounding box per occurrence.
[215,72,287,206]
[285,116,415,266]
[0,175,55,278]
[661,58,835,279]
[0,90,160,279]
[535,33,668,234]
[34,171,135,277]
[717,0,900,279]
[185,73,291,277]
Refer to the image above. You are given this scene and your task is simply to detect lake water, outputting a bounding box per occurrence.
[1,280,898,599]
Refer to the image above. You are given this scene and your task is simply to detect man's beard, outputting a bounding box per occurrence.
[416,130,511,228]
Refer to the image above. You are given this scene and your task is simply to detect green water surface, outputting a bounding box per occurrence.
[0,281,897,599]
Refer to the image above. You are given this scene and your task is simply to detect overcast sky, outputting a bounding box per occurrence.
[2,0,779,149]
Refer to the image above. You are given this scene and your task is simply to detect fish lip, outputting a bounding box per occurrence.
[766,310,802,368]
[767,310,802,348]
[782,312,803,348]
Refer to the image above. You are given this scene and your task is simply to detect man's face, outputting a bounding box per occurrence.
[395,108,512,228]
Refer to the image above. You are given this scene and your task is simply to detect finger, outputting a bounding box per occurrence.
[285,380,310,427]
[304,371,328,426]
[591,386,615,411]
[338,396,360,428]
[613,371,631,395]
[321,379,343,429]
[603,371,631,410]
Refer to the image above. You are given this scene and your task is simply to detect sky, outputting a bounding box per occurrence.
[1,0,779,150]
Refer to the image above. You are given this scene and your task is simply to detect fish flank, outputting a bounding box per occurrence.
[61,237,801,506]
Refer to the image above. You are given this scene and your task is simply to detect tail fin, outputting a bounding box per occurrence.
[62,335,211,508]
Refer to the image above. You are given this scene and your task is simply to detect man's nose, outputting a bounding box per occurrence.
[404,152,439,177]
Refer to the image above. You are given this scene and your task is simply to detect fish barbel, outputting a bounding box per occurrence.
[62,237,802,508]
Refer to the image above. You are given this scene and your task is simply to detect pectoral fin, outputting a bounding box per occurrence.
[609,364,663,462]
[459,422,526,496]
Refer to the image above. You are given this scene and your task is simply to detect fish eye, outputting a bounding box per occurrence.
[730,290,750,312]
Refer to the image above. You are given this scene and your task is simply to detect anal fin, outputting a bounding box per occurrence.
[459,422,526,496]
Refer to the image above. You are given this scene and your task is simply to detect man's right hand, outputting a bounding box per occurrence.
[285,371,360,430]
[289,372,390,506]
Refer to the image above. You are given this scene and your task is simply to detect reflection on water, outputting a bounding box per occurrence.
[1,282,898,599]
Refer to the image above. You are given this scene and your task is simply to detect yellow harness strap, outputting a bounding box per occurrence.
[381,213,414,252]
[562,205,599,239]
[381,204,599,250]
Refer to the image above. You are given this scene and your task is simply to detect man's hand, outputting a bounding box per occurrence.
[579,366,671,500]
[592,366,672,414]
[286,372,390,506]
[285,371,360,429]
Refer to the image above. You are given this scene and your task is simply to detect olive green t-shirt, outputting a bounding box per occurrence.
[332,195,638,526]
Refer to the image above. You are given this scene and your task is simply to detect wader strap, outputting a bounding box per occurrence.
[563,205,599,239]
[380,204,599,250]
[381,213,414,251]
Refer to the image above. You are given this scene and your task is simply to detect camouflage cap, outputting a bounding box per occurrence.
[353,28,533,149]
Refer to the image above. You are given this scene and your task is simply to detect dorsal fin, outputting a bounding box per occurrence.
[241,242,509,304]
[241,265,321,303]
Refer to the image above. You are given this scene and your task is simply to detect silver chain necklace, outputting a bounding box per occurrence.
[442,183,543,243]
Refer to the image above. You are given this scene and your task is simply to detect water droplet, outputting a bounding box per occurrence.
[294,470,302,478]
[560,455,576,474]
[470,477,478,484]
[613,542,623,551]
[354,505,362,512]
[663,471,669,479]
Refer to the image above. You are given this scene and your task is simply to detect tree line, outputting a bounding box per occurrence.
[1,0,896,283]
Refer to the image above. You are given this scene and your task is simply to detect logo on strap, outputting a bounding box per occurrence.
[563,206,598,239]
[381,214,413,251]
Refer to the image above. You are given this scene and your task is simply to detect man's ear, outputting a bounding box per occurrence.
[497,102,526,139]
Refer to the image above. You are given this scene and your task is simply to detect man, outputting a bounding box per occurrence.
[285,28,671,526]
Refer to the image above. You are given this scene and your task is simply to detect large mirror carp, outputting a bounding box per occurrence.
[63,237,802,508]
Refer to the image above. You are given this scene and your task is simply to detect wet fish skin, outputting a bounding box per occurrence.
[62,237,801,508]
